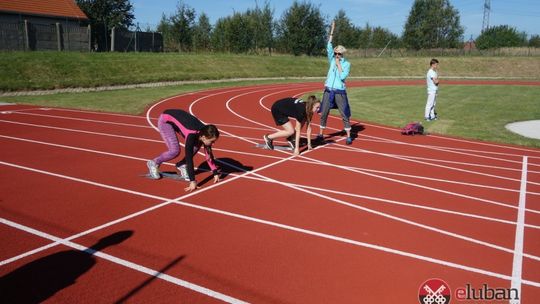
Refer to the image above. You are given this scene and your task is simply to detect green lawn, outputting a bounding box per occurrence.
[1,51,539,91]
[2,82,539,148]
[344,85,540,148]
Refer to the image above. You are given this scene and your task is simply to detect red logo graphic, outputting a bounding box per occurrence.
[419,278,451,304]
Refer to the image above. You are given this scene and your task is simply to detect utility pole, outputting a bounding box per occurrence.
[482,0,491,32]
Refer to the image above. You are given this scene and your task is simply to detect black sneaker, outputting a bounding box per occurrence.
[286,135,295,149]
[263,134,274,150]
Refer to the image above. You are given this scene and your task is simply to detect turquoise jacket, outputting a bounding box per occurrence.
[324,41,351,90]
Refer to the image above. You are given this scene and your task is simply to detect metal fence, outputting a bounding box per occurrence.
[346,47,540,58]
[111,27,163,52]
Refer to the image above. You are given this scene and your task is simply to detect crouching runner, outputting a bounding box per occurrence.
[147,109,220,192]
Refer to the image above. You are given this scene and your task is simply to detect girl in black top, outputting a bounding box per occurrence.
[263,95,321,156]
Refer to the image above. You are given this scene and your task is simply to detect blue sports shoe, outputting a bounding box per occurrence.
[346,137,353,145]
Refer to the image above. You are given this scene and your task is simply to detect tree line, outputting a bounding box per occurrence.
[77,0,540,54]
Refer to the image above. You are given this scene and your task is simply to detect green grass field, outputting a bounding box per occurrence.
[1,52,539,91]
[344,85,540,148]
[2,81,539,148]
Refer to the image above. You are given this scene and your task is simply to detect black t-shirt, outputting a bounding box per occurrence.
[162,109,205,136]
[273,98,307,123]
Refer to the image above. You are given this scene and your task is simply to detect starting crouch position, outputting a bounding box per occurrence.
[147,109,220,192]
[263,95,321,156]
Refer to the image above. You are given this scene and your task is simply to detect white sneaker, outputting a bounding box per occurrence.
[176,164,190,181]
[147,160,161,179]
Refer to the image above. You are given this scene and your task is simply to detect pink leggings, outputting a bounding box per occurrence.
[153,116,180,165]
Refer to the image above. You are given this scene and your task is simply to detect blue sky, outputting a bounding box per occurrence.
[132,0,539,39]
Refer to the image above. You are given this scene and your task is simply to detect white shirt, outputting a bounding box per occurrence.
[426,68,438,93]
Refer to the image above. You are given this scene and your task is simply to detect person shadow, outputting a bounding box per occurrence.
[196,157,253,186]
[318,123,364,145]
[0,230,133,303]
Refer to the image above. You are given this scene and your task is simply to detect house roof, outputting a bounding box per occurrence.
[0,0,88,20]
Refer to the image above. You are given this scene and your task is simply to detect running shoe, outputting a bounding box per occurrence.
[263,134,274,150]
[286,135,295,149]
[346,137,353,145]
[147,160,161,179]
[176,164,190,181]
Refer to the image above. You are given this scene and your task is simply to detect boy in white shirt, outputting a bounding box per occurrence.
[425,59,439,121]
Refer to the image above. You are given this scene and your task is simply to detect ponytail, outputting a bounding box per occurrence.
[304,95,320,125]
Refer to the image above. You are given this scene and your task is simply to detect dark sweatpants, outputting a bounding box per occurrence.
[319,90,351,131]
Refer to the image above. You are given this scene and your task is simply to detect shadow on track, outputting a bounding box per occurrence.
[0,230,133,303]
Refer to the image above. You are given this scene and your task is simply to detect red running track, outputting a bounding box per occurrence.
[1,80,540,303]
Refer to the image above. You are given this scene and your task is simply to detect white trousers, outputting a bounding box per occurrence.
[425,92,437,119]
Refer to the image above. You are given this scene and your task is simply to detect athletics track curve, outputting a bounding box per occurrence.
[0,80,539,303]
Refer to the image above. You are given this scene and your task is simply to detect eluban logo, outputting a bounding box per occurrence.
[455,284,519,301]
[418,278,451,304]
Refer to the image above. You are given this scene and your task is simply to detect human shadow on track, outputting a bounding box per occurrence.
[196,157,254,187]
[0,230,133,303]
[314,123,364,146]
[114,256,185,303]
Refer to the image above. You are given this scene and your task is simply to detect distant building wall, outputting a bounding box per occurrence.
[0,12,90,51]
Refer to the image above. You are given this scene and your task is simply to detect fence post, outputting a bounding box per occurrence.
[134,30,138,52]
[24,20,30,51]
[56,22,62,51]
[88,24,91,51]
[110,26,115,52]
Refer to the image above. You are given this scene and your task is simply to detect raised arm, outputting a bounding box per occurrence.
[328,20,335,43]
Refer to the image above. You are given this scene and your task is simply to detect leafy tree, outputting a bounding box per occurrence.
[227,13,255,53]
[209,3,274,54]
[357,23,372,49]
[476,25,528,49]
[247,1,275,54]
[192,13,212,51]
[371,26,399,49]
[332,10,360,49]
[170,1,196,52]
[77,0,135,51]
[277,1,326,56]
[157,14,175,51]
[210,18,228,52]
[530,35,540,48]
[402,0,464,49]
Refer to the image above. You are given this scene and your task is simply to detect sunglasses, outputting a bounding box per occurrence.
[334,52,342,56]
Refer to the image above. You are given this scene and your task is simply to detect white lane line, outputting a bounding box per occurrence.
[511,156,528,298]
[2,161,540,289]
[332,140,540,187]
[3,133,540,230]
[0,119,163,143]
[192,87,540,260]
[221,88,540,216]
[2,122,536,199]
[0,218,248,304]
[2,110,539,213]
[10,111,154,129]
[4,116,535,191]
[324,145,540,175]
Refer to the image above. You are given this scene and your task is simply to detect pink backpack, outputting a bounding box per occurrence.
[401,122,424,135]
